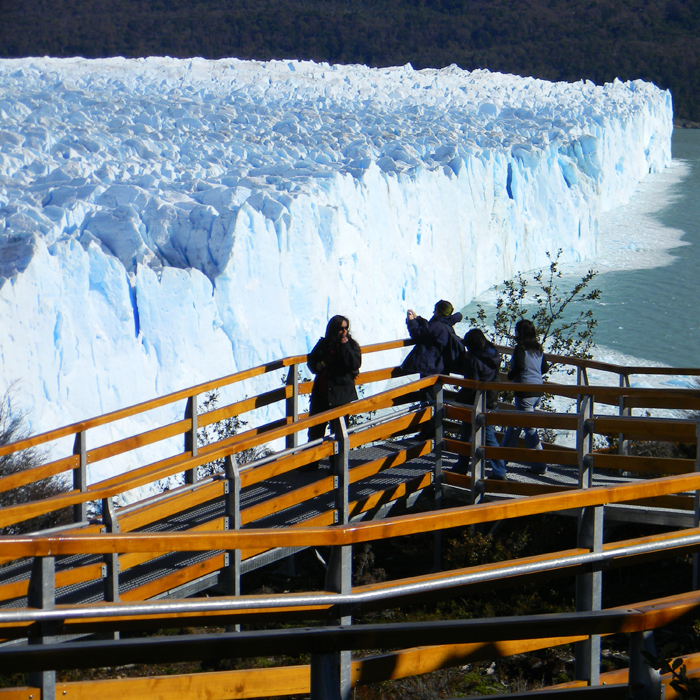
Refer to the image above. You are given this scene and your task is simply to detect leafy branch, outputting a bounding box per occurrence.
[643,647,700,699]
[469,249,601,373]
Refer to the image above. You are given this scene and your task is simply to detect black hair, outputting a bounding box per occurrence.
[463,328,495,354]
[514,319,543,352]
[325,315,351,340]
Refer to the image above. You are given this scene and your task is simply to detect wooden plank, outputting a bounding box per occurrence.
[239,443,335,489]
[592,453,696,475]
[481,479,572,497]
[118,481,227,533]
[241,477,336,525]
[348,441,433,485]
[198,387,288,429]
[0,488,85,531]
[0,690,34,700]
[0,452,193,531]
[444,437,470,456]
[349,472,433,519]
[445,404,472,422]
[618,494,694,510]
[591,416,698,442]
[85,452,192,494]
[348,408,431,449]
[87,419,192,465]
[240,510,338,561]
[444,471,472,489]
[487,410,579,431]
[118,518,227,574]
[54,665,311,700]
[0,358,297,458]
[0,561,104,604]
[119,553,227,602]
[626,395,700,410]
[351,636,588,686]
[604,526,700,553]
[0,454,79,496]
[489,446,579,466]
[362,338,414,354]
[8,471,700,557]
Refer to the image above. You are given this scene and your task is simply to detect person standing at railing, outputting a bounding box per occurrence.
[307,315,362,447]
[500,319,550,475]
[400,300,464,405]
[454,329,507,480]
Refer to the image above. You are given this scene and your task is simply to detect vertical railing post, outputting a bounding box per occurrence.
[574,505,603,685]
[619,373,631,457]
[576,367,589,413]
[628,631,662,699]
[311,417,351,700]
[28,556,56,700]
[470,389,486,506]
[333,416,350,526]
[73,431,87,524]
[433,382,444,571]
[223,454,242,632]
[101,496,120,641]
[578,392,594,489]
[286,364,299,449]
[184,394,198,485]
[693,419,700,590]
[575,389,601,685]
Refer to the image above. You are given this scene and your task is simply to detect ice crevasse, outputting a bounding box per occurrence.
[0,57,673,481]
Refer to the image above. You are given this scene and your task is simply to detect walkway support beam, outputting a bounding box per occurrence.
[72,431,87,524]
[184,394,198,485]
[312,417,352,700]
[286,365,300,449]
[28,556,56,700]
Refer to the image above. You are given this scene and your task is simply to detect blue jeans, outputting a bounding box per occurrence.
[457,415,507,479]
[501,395,546,472]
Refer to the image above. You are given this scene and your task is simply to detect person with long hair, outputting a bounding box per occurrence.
[455,328,507,479]
[307,315,362,445]
[500,319,550,475]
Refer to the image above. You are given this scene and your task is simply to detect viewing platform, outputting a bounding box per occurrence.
[1,338,699,700]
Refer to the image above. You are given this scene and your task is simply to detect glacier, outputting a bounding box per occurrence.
[0,56,673,482]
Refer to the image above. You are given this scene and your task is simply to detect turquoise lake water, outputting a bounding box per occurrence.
[463,129,700,370]
[593,129,700,367]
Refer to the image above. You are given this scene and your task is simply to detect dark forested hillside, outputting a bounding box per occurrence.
[1,0,699,120]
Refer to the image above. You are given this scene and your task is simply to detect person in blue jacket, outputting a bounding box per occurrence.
[501,319,550,475]
[400,299,464,404]
[455,328,507,479]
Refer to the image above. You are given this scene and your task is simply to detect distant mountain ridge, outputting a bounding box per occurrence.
[1,0,698,120]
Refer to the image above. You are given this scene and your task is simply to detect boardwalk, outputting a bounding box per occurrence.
[1,339,699,699]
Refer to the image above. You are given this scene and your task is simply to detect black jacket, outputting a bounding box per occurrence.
[400,312,464,376]
[456,344,501,409]
[308,336,362,408]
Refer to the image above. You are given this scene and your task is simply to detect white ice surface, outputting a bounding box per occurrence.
[0,57,673,486]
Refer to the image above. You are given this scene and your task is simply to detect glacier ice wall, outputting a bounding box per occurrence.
[0,57,673,478]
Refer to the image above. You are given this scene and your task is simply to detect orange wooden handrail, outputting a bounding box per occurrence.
[3,470,700,557]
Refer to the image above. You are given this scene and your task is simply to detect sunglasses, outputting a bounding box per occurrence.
[339,325,349,331]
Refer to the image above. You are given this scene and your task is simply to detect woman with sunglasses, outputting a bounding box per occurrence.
[307,315,362,444]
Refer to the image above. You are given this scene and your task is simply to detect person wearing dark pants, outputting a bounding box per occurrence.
[500,319,550,475]
[307,315,362,446]
[455,329,506,479]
